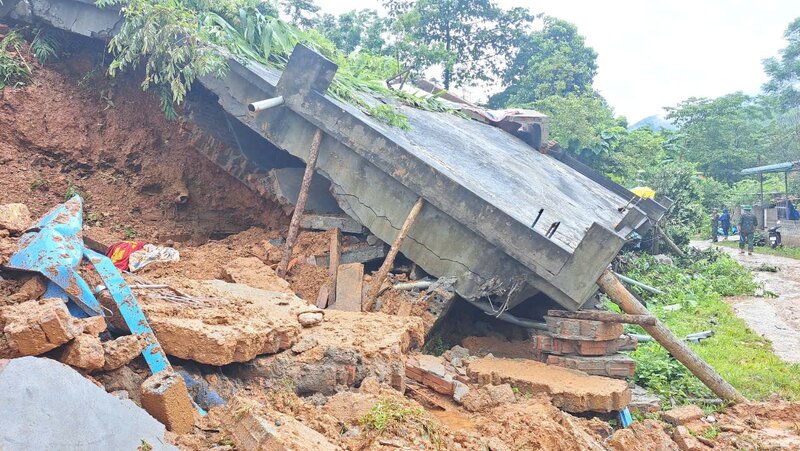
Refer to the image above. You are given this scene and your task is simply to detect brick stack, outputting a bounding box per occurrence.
[532,311,638,379]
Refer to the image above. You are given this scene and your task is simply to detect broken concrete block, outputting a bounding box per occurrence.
[96,365,147,405]
[142,280,303,365]
[532,333,637,356]
[672,425,707,451]
[453,380,470,403]
[544,316,624,341]
[58,334,105,371]
[141,371,195,434]
[222,397,337,451]
[0,203,31,234]
[607,419,679,451]
[301,213,363,233]
[222,256,294,294]
[332,262,364,312]
[0,357,175,450]
[266,167,343,214]
[78,315,108,337]
[467,357,630,413]
[102,334,147,371]
[297,311,324,327]
[406,355,455,395]
[662,405,706,426]
[1,298,78,357]
[545,354,636,378]
[312,244,387,266]
[487,383,516,405]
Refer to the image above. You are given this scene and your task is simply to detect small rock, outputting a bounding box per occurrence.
[662,405,705,426]
[706,415,716,423]
[486,436,511,451]
[305,393,328,406]
[102,334,146,371]
[486,383,516,405]
[653,254,674,266]
[672,425,706,451]
[8,275,47,303]
[452,380,469,403]
[359,376,381,394]
[366,235,379,246]
[297,312,324,327]
[58,334,105,371]
[77,316,108,337]
[451,357,463,368]
[0,203,31,234]
[449,345,470,361]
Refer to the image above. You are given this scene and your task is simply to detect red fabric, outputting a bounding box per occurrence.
[106,241,145,271]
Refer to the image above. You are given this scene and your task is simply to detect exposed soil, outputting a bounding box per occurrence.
[694,240,800,363]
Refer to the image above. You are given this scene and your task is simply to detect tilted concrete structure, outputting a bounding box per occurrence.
[3,0,670,310]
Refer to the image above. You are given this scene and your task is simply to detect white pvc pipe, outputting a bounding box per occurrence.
[248,96,284,113]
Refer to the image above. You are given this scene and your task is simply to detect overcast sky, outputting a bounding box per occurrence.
[315,0,800,122]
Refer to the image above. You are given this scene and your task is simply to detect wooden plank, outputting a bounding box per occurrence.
[327,228,341,307]
[315,285,329,309]
[546,309,657,326]
[332,262,364,312]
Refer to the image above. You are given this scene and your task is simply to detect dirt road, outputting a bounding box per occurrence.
[693,240,800,364]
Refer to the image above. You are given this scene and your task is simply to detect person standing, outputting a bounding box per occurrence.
[720,209,731,241]
[739,205,758,255]
[711,209,720,242]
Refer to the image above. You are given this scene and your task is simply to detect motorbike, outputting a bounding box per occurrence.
[768,221,782,248]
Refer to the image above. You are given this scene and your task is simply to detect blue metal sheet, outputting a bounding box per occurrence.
[741,161,798,175]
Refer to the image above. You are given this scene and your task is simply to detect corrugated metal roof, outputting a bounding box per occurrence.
[741,161,799,175]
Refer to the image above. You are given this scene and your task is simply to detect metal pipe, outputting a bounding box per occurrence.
[614,271,665,295]
[393,280,433,291]
[248,96,284,113]
[466,299,548,330]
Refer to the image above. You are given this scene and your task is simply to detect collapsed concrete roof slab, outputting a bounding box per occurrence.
[9,1,669,310]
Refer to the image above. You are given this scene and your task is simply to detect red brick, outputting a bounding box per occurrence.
[545,354,636,379]
[544,316,624,341]
[662,405,705,426]
[672,425,708,451]
[532,333,637,356]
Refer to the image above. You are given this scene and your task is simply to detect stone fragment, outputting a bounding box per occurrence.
[486,383,516,404]
[672,425,708,451]
[8,275,47,303]
[222,397,337,451]
[629,385,662,414]
[467,357,630,413]
[96,365,146,404]
[662,405,706,426]
[452,380,470,403]
[1,298,78,357]
[0,357,175,450]
[545,354,636,378]
[0,203,31,234]
[58,334,105,371]
[102,334,146,371]
[78,316,108,337]
[141,371,195,434]
[544,316,624,341]
[359,376,381,394]
[222,257,293,294]
[606,419,679,451]
[332,262,364,312]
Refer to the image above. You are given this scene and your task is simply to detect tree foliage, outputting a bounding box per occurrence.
[763,17,800,109]
[489,16,597,108]
[316,9,386,54]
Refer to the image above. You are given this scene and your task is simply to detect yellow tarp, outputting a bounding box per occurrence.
[631,186,656,199]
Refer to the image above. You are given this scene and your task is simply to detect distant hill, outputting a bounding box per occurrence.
[629,115,676,132]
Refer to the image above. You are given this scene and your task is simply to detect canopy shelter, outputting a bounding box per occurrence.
[740,161,799,219]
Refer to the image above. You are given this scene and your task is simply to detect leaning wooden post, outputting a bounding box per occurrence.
[597,269,746,403]
[363,197,425,311]
[278,129,324,277]
[326,228,341,307]
[656,225,685,258]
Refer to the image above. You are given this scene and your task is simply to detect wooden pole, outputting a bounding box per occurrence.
[277,129,324,277]
[652,223,661,255]
[326,228,341,308]
[363,197,425,311]
[597,269,746,403]
[546,309,657,326]
[656,225,685,257]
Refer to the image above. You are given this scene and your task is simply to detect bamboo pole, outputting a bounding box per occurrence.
[277,129,324,277]
[597,269,746,403]
[363,197,425,311]
[546,309,657,326]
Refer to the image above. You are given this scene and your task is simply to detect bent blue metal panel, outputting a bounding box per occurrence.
[7,196,170,375]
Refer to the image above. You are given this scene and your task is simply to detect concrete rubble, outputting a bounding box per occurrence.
[0,357,175,450]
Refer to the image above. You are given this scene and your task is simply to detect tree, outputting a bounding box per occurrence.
[384,0,533,89]
[316,9,387,54]
[664,93,775,183]
[280,0,319,28]
[489,16,597,108]
[763,17,800,109]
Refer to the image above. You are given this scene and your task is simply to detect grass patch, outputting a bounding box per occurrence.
[715,240,800,260]
[359,399,442,447]
[619,249,800,403]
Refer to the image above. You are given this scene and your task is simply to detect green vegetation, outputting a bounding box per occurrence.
[618,249,800,403]
[715,241,800,261]
[360,399,441,446]
[0,31,32,89]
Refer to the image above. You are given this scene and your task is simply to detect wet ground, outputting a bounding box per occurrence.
[693,240,800,364]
